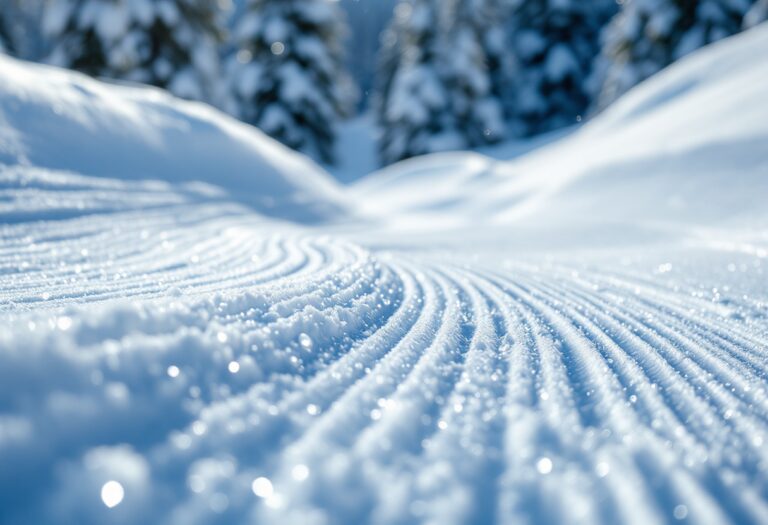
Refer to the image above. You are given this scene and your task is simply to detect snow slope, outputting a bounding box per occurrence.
[1,25,768,525]
[353,24,768,236]
[0,54,347,223]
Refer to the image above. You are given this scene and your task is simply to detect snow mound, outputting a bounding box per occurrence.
[354,24,768,235]
[0,54,347,223]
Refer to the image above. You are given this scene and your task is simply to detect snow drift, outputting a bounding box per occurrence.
[0,54,348,222]
[354,24,768,238]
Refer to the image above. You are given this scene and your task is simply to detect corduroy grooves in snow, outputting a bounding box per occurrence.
[1,24,768,525]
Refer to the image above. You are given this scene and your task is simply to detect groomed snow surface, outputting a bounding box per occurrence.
[1,25,768,525]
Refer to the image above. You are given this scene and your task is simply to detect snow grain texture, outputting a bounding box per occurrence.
[1,23,768,525]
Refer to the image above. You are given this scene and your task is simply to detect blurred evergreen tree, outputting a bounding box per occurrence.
[743,0,768,27]
[504,0,617,135]
[376,0,505,165]
[43,0,226,104]
[226,0,356,164]
[595,0,756,109]
[376,0,454,164]
[446,0,507,146]
[0,12,13,55]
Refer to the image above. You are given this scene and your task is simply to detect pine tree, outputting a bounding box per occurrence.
[504,0,618,136]
[445,0,506,146]
[595,0,756,109]
[0,5,16,54]
[226,0,356,165]
[0,0,47,60]
[373,6,407,126]
[376,0,454,164]
[744,0,768,27]
[376,0,504,165]
[43,0,226,103]
[0,25,11,55]
[462,0,515,110]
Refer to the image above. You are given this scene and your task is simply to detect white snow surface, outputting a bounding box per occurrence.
[353,24,768,232]
[1,25,768,525]
[0,55,347,223]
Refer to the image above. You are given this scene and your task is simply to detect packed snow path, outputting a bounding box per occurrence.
[1,171,767,525]
[2,24,768,525]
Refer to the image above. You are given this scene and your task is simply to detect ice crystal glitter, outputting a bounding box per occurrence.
[100,481,124,508]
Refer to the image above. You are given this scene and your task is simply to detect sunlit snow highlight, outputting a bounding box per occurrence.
[100,481,124,508]
[252,477,273,499]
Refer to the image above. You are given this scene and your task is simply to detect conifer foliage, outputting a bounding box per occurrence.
[32,0,764,168]
[0,5,16,54]
[744,0,768,27]
[43,0,225,103]
[376,0,452,164]
[376,0,504,165]
[504,0,617,136]
[0,28,11,56]
[226,0,356,164]
[445,0,506,146]
[595,0,756,108]
[476,0,517,106]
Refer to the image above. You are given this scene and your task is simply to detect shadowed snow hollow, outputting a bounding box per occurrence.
[0,54,348,223]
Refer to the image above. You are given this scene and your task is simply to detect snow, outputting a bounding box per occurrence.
[353,23,768,233]
[0,54,347,223]
[1,24,768,525]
